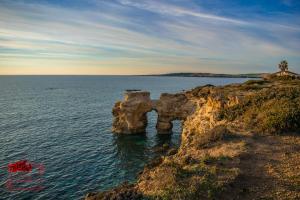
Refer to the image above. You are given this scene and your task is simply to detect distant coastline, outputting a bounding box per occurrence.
[143,72,264,78]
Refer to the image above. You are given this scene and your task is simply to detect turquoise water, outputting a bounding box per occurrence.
[0,76,250,199]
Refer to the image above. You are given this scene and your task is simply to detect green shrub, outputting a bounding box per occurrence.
[221,85,300,135]
[250,98,300,134]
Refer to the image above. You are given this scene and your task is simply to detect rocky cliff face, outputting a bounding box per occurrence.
[180,85,242,147]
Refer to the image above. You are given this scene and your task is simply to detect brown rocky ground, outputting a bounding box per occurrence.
[221,132,300,200]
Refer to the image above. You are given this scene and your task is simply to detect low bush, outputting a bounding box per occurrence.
[221,84,300,135]
[245,98,300,134]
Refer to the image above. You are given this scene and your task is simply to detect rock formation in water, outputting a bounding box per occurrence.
[112,91,152,134]
[154,93,195,133]
[112,91,195,134]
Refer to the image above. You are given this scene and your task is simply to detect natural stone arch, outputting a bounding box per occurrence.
[112,91,195,134]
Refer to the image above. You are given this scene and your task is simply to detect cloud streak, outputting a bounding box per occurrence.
[118,0,249,25]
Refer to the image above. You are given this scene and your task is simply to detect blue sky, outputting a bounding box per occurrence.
[0,0,299,74]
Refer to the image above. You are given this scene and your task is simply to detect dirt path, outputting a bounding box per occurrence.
[225,134,300,200]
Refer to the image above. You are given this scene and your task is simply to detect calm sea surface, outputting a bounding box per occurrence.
[0,76,251,199]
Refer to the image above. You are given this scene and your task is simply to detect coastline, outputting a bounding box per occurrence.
[86,78,300,200]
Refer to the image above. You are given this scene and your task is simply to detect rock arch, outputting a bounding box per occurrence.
[112,91,195,134]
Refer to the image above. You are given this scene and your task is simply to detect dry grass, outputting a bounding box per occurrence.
[220,134,300,200]
[137,127,247,200]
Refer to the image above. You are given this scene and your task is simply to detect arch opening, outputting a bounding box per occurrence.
[171,119,183,135]
[169,119,183,146]
[146,110,158,136]
[145,110,183,136]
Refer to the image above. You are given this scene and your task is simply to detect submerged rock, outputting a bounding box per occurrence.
[85,182,142,200]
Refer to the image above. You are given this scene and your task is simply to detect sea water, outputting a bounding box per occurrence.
[0,76,250,199]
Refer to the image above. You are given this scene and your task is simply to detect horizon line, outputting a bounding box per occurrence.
[0,72,269,76]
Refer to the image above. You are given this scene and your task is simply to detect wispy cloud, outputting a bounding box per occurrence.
[118,0,248,25]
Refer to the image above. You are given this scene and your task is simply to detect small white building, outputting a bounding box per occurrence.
[273,70,300,78]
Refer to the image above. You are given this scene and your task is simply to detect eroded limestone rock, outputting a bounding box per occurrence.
[154,93,195,133]
[112,91,195,134]
[112,91,152,134]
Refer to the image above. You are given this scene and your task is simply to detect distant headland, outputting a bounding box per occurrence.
[143,60,299,79]
[144,72,264,78]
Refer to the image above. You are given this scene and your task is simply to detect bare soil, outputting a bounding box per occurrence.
[222,133,300,200]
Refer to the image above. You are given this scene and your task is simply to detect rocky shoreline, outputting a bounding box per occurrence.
[85,78,300,200]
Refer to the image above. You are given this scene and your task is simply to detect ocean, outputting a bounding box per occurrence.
[0,76,251,199]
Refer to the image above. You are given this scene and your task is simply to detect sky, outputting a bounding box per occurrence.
[0,0,300,75]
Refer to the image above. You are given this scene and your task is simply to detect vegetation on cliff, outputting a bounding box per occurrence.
[220,79,300,134]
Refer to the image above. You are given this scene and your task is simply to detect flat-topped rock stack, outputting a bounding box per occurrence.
[112,91,195,134]
[112,91,152,134]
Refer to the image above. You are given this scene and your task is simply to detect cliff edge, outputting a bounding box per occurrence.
[86,78,300,200]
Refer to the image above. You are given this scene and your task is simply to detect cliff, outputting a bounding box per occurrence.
[86,79,300,200]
